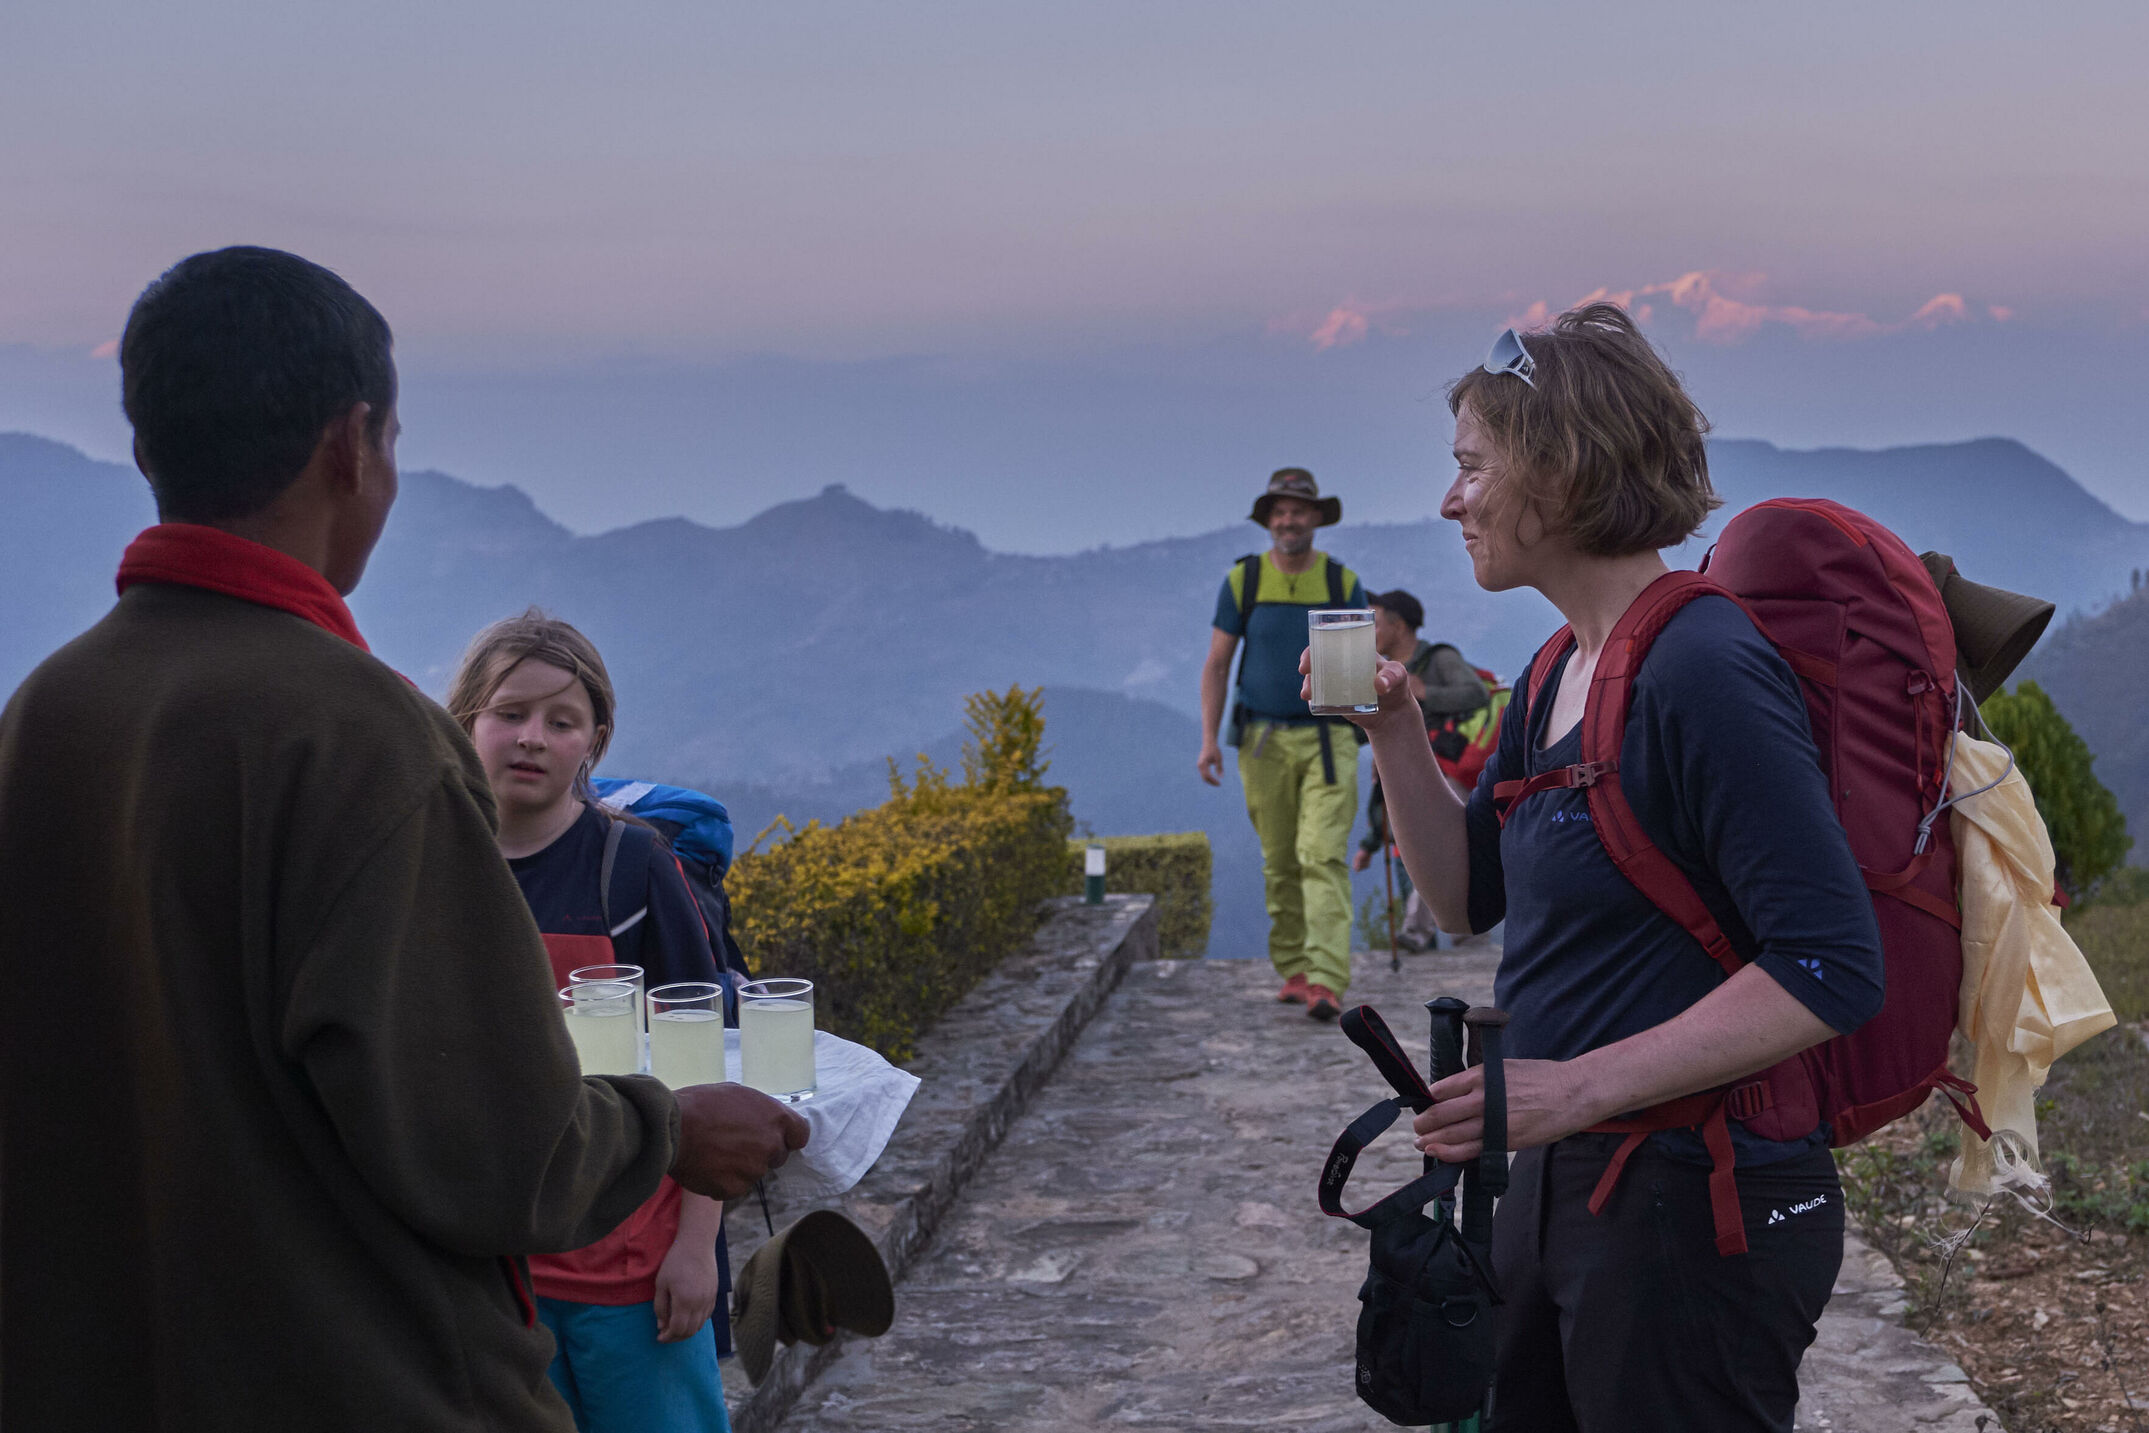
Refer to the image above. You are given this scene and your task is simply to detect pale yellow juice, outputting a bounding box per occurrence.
[650,1009,727,1088]
[1309,615,1378,711]
[564,1006,639,1076]
[739,998,816,1098]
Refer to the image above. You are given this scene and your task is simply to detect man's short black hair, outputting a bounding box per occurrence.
[1370,588,1424,631]
[121,246,396,522]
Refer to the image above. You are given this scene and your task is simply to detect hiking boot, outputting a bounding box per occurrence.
[1276,973,1311,1005]
[1305,985,1342,1021]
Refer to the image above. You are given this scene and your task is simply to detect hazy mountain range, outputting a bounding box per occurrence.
[5,429,2144,956]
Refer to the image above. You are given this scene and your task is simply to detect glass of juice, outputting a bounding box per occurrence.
[738,978,816,1103]
[560,980,640,1077]
[648,981,727,1089]
[1307,608,1379,715]
[569,963,646,1072]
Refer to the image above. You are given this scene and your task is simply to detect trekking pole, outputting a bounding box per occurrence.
[1425,996,1468,1177]
[1458,1006,1511,1250]
[1384,844,1402,974]
[1424,996,1484,1433]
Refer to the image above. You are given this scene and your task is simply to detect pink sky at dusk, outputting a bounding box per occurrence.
[1,1,2145,547]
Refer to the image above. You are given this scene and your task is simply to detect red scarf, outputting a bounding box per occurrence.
[116,524,370,652]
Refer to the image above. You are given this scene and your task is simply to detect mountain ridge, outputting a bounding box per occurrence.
[8,428,2143,954]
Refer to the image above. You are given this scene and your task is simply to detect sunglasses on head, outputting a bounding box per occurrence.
[1482,328,1537,388]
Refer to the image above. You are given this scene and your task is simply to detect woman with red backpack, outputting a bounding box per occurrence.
[1349,305,1888,1430]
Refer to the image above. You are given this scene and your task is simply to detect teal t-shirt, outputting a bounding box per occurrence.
[1213,552,1368,722]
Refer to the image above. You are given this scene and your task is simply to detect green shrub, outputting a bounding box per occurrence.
[1064,832,1213,958]
[1980,680,2132,901]
[729,687,1073,1061]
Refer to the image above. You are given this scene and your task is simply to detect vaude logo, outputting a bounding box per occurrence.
[1766,1193,1829,1225]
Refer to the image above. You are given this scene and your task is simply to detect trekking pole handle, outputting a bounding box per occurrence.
[1461,1005,1510,1067]
[1426,997,1468,1083]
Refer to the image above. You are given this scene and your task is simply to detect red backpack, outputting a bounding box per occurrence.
[1432,666,1511,790]
[1494,498,1989,1256]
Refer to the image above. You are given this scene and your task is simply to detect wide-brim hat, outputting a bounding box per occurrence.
[1919,552,2055,705]
[1249,467,1341,528]
[733,1209,894,1385]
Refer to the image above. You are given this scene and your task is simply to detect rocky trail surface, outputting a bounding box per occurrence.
[752,943,1997,1431]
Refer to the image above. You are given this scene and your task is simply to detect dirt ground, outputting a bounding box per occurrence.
[1839,1021,2149,1433]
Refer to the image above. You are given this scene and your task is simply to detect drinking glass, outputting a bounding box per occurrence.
[570,963,646,1072]
[1307,608,1379,715]
[648,981,727,1089]
[559,981,640,1077]
[738,978,816,1102]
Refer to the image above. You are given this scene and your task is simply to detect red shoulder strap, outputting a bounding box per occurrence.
[1579,571,1746,977]
[1489,626,1578,817]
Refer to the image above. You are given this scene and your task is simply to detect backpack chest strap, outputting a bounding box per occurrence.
[1491,760,1617,825]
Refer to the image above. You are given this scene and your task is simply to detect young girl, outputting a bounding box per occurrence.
[449,609,734,1433]
[1361,306,1886,1430]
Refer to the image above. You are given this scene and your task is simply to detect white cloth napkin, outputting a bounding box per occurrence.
[721,1027,920,1201]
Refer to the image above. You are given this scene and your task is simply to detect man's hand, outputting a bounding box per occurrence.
[1197,740,1224,786]
[669,1083,810,1200]
[1351,848,1373,872]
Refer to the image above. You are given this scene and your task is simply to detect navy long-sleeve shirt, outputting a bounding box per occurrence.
[1463,596,1885,1163]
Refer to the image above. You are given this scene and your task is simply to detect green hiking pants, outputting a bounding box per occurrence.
[1238,721,1358,996]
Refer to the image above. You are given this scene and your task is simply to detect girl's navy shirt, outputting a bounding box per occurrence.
[507,802,721,988]
[1463,596,1886,1164]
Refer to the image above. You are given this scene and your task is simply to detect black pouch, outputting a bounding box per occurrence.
[1320,1005,1506,1428]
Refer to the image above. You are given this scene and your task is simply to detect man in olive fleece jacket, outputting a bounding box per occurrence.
[0,246,806,1430]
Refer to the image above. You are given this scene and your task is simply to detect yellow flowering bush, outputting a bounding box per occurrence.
[1064,833,1212,958]
[727,686,1072,1061]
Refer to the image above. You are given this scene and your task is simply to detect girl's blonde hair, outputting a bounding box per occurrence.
[446,608,618,807]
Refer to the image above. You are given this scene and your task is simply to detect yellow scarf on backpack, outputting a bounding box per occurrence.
[1946,735,2117,1196]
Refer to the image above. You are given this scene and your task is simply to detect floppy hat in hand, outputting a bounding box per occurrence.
[1249,467,1342,527]
[1919,552,2056,705]
[732,1209,895,1385]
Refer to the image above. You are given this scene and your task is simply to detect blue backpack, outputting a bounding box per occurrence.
[591,779,748,979]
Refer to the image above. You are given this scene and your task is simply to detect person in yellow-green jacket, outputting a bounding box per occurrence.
[1197,468,1368,1020]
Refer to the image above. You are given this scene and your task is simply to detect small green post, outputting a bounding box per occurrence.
[1083,842,1106,905]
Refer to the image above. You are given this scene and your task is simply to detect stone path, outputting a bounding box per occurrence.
[769,946,1999,1431]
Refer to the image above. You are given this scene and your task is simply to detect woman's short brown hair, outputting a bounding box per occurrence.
[1447,303,1718,556]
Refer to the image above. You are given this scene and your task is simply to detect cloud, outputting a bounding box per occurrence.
[1506,272,2010,345]
[1307,304,1370,350]
[89,339,118,360]
[1269,299,1413,351]
[1909,293,1969,327]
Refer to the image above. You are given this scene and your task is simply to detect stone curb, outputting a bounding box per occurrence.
[725,894,1159,1433]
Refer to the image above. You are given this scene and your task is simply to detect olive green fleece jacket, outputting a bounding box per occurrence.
[0,584,678,1431]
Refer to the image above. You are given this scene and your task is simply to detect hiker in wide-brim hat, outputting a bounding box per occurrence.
[1248,467,1342,527]
[1198,465,1367,1023]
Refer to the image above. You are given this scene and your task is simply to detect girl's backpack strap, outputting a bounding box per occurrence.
[598,818,658,963]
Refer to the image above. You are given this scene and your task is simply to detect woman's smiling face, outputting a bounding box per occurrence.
[470,658,599,816]
[1441,402,1537,592]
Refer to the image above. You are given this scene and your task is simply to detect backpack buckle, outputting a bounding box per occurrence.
[1566,761,1612,789]
[1724,1080,1772,1122]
